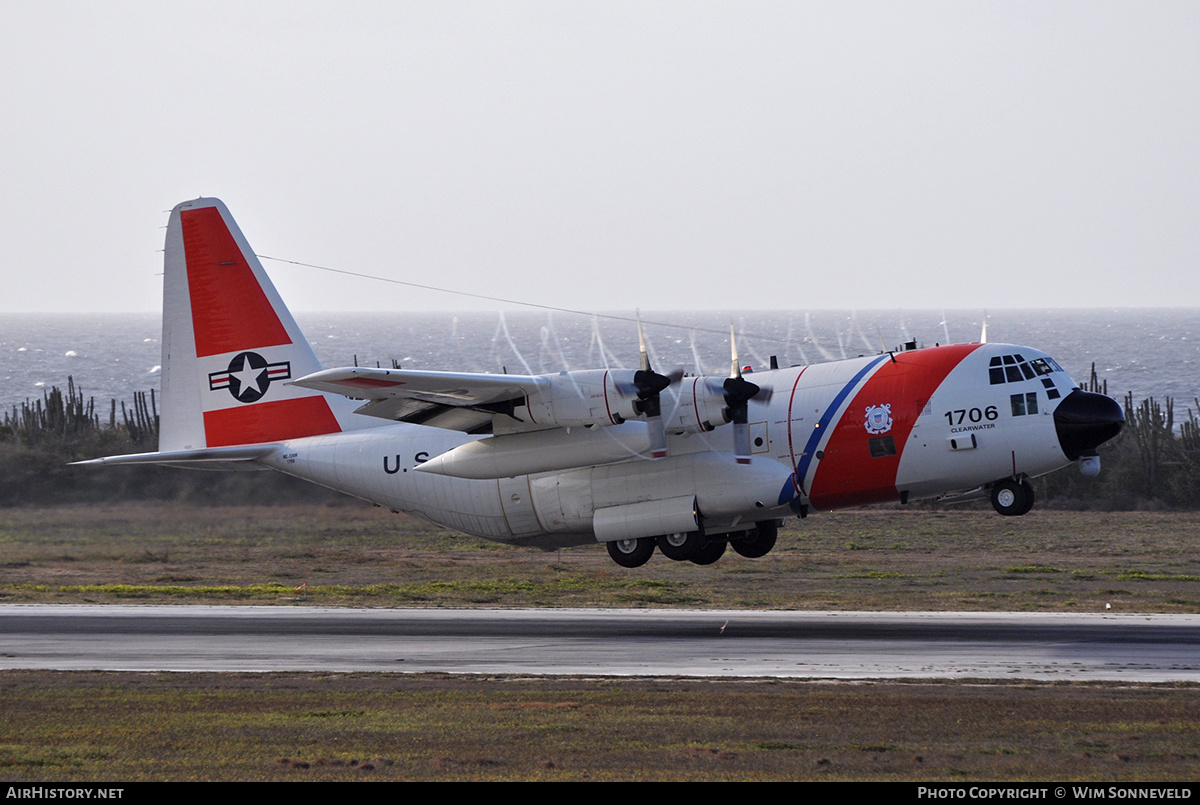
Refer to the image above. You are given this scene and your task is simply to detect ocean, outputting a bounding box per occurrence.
[2,309,1198,414]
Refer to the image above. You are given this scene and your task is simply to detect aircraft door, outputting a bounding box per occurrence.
[749,421,770,456]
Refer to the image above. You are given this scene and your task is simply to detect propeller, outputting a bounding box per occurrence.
[721,327,771,465]
[625,312,675,459]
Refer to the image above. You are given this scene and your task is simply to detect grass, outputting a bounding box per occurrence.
[1,672,1198,782]
[3,501,1200,781]
[3,502,1200,611]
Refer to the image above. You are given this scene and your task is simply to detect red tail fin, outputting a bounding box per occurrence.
[160,198,348,449]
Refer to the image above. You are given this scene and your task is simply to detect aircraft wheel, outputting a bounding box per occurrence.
[607,537,656,568]
[689,539,727,566]
[731,521,778,559]
[1016,479,1035,515]
[658,531,704,561]
[991,479,1032,516]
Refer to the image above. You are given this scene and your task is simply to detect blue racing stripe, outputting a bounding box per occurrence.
[791,355,888,495]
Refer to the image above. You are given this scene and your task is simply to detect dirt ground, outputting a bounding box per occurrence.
[3,502,1198,781]
[2,502,1198,611]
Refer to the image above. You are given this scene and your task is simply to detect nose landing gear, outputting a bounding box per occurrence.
[990,478,1034,516]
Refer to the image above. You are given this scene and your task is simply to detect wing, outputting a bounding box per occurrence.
[291,367,547,434]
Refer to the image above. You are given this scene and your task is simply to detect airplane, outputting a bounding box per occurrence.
[76,198,1126,568]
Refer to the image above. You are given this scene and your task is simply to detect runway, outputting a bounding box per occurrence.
[2,605,1198,681]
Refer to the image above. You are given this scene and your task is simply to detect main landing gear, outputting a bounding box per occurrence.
[605,520,781,568]
[990,478,1035,516]
[657,530,706,561]
[730,520,778,558]
[606,537,657,568]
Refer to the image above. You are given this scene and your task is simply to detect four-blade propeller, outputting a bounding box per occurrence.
[619,318,768,464]
[722,328,766,464]
[625,312,675,459]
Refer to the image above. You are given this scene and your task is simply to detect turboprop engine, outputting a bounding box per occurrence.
[421,325,772,479]
[519,369,646,430]
[420,370,729,480]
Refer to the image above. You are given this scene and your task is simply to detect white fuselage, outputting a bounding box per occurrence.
[258,341,1080,550]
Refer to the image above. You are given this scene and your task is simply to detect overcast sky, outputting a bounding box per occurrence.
[2,1,1197,314]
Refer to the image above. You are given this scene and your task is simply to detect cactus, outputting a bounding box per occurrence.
[3,377,157,450]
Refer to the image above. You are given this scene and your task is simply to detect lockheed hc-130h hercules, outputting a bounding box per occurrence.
[79,198,1125,567]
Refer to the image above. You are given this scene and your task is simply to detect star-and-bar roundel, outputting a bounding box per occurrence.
[208,352,291,403]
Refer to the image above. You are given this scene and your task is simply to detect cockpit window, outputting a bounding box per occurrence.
[989,353,1062,386]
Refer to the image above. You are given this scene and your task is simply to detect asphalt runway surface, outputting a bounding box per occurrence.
[2,606,1198,681]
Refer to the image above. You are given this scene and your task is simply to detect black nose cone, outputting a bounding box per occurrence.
[1054,390,1124,460]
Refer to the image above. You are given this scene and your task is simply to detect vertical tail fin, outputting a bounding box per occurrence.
[160,198,351,450]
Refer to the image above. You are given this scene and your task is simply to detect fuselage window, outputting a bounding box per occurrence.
[1011,392,1039,416]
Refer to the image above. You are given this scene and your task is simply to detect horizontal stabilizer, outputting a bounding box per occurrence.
[71,444,279,471]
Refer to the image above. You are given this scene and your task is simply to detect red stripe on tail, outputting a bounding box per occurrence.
[181,206,292,358]
[203,397,341,447]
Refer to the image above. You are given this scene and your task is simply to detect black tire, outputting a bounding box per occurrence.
[658,531,704,561]
[991,478,1032,516]
[731,521,778,559]
[689,539,727,566]
[606,537,656,568]
[1016,479,1035,515]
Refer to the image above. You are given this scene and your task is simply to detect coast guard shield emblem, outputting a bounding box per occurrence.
[864,403,893,435]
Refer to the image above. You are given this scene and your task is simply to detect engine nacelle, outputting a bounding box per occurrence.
[521,369,641,429]
[659,377,732,434]
[520,371,738,437]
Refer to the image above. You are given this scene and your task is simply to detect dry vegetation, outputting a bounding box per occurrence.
[2,502,1199,611]
[3,502,1199,781]
[1,672,1198,782]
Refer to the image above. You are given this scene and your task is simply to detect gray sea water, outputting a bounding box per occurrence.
[2,309,1198,414]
